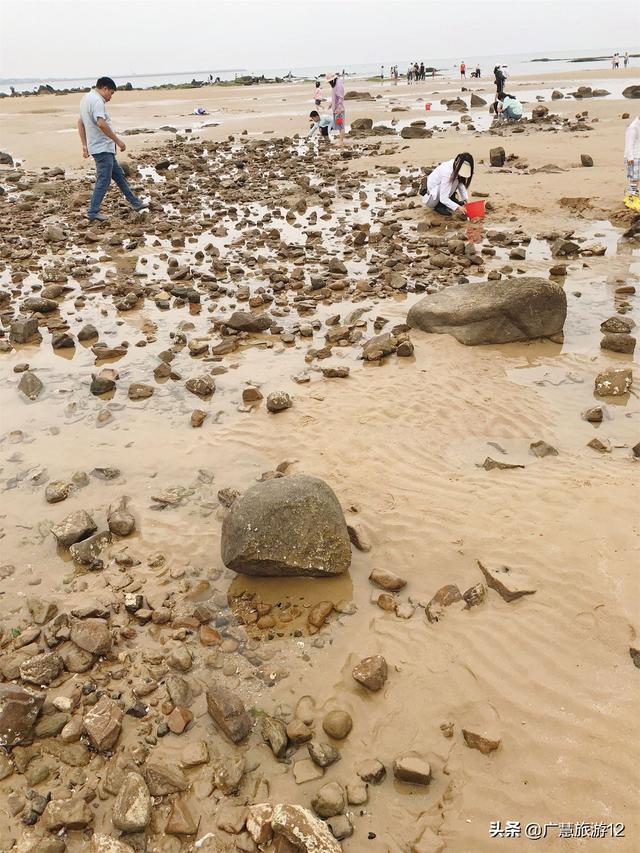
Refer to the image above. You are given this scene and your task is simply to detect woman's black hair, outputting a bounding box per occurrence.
[452,152,474,187]
[329,78,336,88]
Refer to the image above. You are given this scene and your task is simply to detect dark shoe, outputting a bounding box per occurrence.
[132,200,149,211]
[88,213,109,222]
[433,202,452,216]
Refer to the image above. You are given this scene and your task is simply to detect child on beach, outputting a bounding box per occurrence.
[307,111,333,142]
[314,81,323,108]
[624,115,640,211]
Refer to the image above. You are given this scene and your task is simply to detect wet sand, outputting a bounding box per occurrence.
[0,65,639,852]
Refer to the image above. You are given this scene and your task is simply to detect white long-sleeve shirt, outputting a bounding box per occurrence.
[422,159,469,211]
[624,117,640,161]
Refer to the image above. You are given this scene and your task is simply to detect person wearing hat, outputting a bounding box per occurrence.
[327,72,345,148]
[419,153,474,217]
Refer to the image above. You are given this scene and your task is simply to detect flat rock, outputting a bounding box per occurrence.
[369,567,406,591]
[271,803,342,852]
[19,652,63,686]
[144,759,188,795]
[221,474,351,577]
[226,310,272,332]
[42,797,93,830]
[51,510,97,546]
[407,277,567,345]
[83,695,123,751]
[70,617,112,655]
[594,368,632,397]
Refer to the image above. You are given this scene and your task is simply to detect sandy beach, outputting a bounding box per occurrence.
[0,61,639,853]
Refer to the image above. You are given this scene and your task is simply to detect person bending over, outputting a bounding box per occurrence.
[421,153,474,217]
[497,92,522,121]
[77,77,148,222]
[308,111,333,143]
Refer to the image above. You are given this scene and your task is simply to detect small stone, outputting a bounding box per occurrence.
[369,567,406,591]
[529,440,558,457]
[70,617,111,655]
[108,497,135,536]
[19,652,64,686]
[393,752,432,785]
[346,782,368,805]
[322,709,352,740]
[352,655,388,691]
[583,406,604,422]
[308,740,340,768]
[261,715,288,758]
[600,333,636,354]
[356,758,386,783]
[42,798,92,831]
[166,644,192,671]
[425,584,463,623]
[186,375,215,397]
[462,728,501,754]
[311,781,345,818]
[580,154,593,167]
[594,368,632,397]
[45,481,69,503]
[266,391,292,412]
[489,146,506,167]
[462,583,486,608]
[191,409,207,427]
[327,814,353,841]
[587,437,612,453]
[167,706,194,734]
[145,760,188,795]
[286,719,312,745]
[307,600,333,632]
[206,680,252,743]
[165,798,198,835]
[128,383,154,400]
[18,372,44,400]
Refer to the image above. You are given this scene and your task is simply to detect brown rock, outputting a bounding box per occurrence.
[322,709,352,740]
[166,798,198,835]
[42,797,93,831]
[83,695,123,752]
[167,706,194,734]
[19,652,63,686]
[70,617,112,655]
[462,728,501,754]
[477,561,536,603]
[352,655,388,691]
[144,760,188,795]
[369,567,406,591]
[425,584,463,623]
[0,684,45,748]
[308,601,333,632]
[271,803,342,853]
[191,409,207,427]
[393,752,432,785]
[206,681,252,743]
[112,772,151,832]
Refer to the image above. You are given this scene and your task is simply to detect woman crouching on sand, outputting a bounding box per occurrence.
[420,153,474,217]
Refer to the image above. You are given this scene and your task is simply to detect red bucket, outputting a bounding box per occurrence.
[425,102,432,110]
[465,199,485,219]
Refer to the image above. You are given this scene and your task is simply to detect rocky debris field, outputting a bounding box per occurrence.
[1,125,639,852]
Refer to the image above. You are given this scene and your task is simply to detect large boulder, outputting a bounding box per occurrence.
[350,118,373,131]
[400,125,431,139]
[225,311,272,332]
[407,277,567,345]
[623,85,640,99]
[221,474,351,577]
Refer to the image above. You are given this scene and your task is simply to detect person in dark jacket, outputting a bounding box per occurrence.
[494,65,505,96]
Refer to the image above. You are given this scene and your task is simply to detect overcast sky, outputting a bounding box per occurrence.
[1,0,638,79]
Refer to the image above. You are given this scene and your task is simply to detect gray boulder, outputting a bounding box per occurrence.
[221,474,351,577]
[400,126,431,139]
[623,85,640,98]
[350,118,373,131]
[407,277,567,345]
[225,311,272,332]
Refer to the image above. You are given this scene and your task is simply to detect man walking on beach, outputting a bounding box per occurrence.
[77,77,147,222]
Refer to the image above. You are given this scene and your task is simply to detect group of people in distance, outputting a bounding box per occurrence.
[407,62,432,83]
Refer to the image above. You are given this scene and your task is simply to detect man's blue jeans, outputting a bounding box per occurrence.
[89,152,140,218]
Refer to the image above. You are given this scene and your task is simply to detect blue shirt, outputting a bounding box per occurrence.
[308,115,333,138]
[80,89,116,155]
[502,95,522,117]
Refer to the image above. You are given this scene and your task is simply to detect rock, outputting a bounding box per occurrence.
[186,375,215,397]
[362,332,397,360]
[206,681,252,742]
[19,652,63,686]
[601,333,636,354]
[0,684,45,747]
[221,474,351,577]
[322,709,352,740]
[10,318,40,343]
[312,781,345,818]
[489,147,506,167]
[145,760,188,795]
[463,582,486,608]
[78,324,99,341]
[352,655,388,691]
[587,437,611,453]
[286,719,312,744]
[18,371,44,400]
[83,695,123,751]
[549,265,567,276]
[583,406,604,423]
[43,224,65,243]
[262,715,288,758]
[393,753,432,785]
[167,706,194,734]
[112,772,152,832]
[271,804,342,853]
[266,391,292,412]
[425,584,463,622]
[351,118,374,130]
[346,782,368,805]
[164,797,198,835]
[191,409,207,427]
[108,497,136,535]
[600,316,634,334]
[226,311,272,332]
[69,529,111,564]
[51,510,97,546]
[356,758,386,783]
[92,836,135,853]
[308,600,333,631]
[23,296,58,313]
[532,105,549,119]
[551,90,564,99]
[400,126,431,139]
[462,728,501,754]
[42,797,93,831]
[580,154,593,167]
[45,481,69,503]
[166,644,192,671]
[90,372,117,395]
[0,150,14,165]
[470,93,487,107]
[70,617,112,655]
[128,382,154,400]
[308,741,340,768]
[28,598,57,624]
[530,440,558,457]
[407,277,567,345]
[622,85,640,98]
[369,567,406,591]
[477,560,536,603]
[594,368,632,397]
[632,442,640,459]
